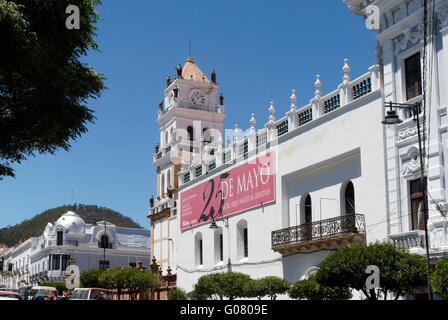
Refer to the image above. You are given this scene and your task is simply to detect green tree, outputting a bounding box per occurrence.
[245,277,290,300]
[257,276,290,300]
[217,272,252,300]
[316,242,426,300]
[193,272,252,300]
[194,273,223,300]
[186,290,209,300]
[125,268,160,300]
[168,288,187,300]
[288,274,352,300]
[431,255,448,299]
[244,279,266,300]
[80,269,104,288]
[0,0,105,179]
[99,267,126,300]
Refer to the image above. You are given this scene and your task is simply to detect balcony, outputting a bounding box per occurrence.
[389,230,425,251]
[272,214,366,255]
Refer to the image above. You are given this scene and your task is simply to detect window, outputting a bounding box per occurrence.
[99,260,109,270]
[99,235,110,249]
[220,234,224,262]
[195,233,203,267]
[303,194,312,241]
[344,181,355,214]
[243,228,248,258]
[161,173,165,196]
[187,126,194,153]
[51,255,61,271]
[167,169,171,191]
[199,240,203,265]
[214,230,224,264]
[236,220,248,260]
[61,255,70,271]
[410,178,427,230]
[405,53,422,100]
[57,231,63,246]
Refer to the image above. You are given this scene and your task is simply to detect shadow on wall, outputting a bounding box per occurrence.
[281,250,334,284]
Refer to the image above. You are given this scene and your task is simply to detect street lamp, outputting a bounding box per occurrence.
[382,101,433,300]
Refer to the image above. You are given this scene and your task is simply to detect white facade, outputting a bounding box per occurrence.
[0,211,150,289]
[147,0,448,298]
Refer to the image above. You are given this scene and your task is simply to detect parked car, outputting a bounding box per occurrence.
[70,288,114,300]
[28,286,57,300]
[0,291,23,300]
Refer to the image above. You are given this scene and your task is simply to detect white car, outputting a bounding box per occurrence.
[0,297,20,300]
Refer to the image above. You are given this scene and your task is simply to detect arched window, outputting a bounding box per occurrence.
[187,126,194,152]
[160,173,165,196]
[164,131,169,145]
[344,181,355,214]
[236,220,248,260]
[195,233,203,266]
[99,234,109,249]
[214,228,224,264]
[167,169,171,189]
[301,194,312,241]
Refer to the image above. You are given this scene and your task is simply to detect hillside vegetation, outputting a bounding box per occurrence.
[0,204,143,247]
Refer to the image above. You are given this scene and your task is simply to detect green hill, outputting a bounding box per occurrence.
[0,204,143,247]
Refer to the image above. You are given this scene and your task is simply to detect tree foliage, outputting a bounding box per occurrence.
[244,276,290,300]
[80,268,103,288]
[96,267,160,300]
[193,272,252,300]
[288,274,352,300]
[0,204,142,247]
[431,255,448,299]
[316,242,427,300]
[167,288,187,300]
[0,0,105,179]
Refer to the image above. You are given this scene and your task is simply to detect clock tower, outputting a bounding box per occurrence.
[148,57,226,278]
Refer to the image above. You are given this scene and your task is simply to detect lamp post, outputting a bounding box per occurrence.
[382,101,433,300]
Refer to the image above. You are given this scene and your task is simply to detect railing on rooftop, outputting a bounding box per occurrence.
[276,119,289,137]
[324,93,341,114]
[178,64,380,186]
[298,106,313,126]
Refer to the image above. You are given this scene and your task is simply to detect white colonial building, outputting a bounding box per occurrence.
[147,0,448,299]
[0,211,150,289]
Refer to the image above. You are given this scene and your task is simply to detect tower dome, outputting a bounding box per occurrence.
[55,211,85,233]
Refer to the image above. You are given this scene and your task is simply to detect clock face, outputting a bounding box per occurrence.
[190,89,207,106]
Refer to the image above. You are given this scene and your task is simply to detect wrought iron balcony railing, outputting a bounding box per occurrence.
[272,214,365,253]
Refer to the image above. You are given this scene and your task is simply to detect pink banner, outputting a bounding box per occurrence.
[180,152,275,230]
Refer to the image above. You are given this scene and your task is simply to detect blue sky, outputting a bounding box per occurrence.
[0,0,376,229]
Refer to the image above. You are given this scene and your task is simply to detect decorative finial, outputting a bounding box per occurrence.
[166,76,171,88]
[269,101,275,123]
[159,99,163,111]
[234,124,239,142]
[250,113,256,129]
[343,59,351,84]
[211,70,217,83]
[314,75,322,99]
[176,64,183,78]
[290,89,297,111]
